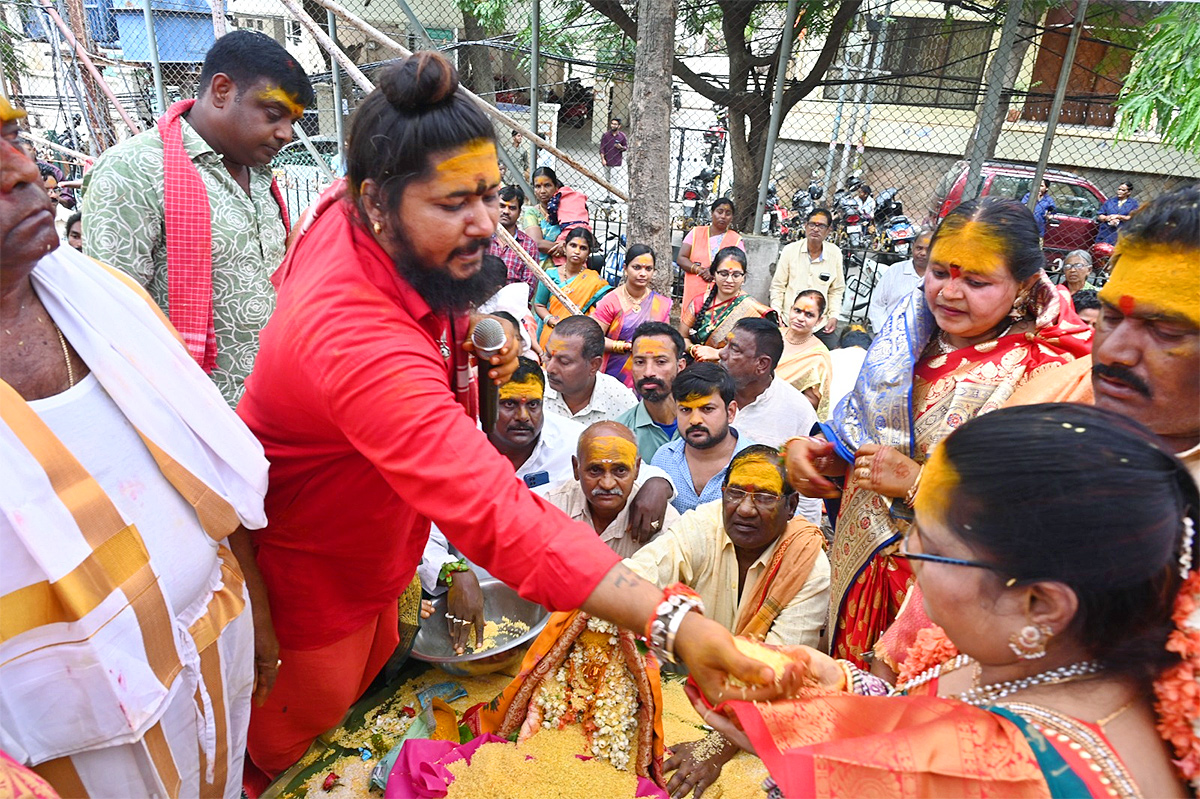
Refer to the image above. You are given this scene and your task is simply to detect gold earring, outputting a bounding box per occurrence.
[1008,622,1053,660]
[373,221,383,234]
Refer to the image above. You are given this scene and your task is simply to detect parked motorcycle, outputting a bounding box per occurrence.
[760,183,786,236]
[703,107,728,166]
[872,187,917,265]
[831,186,868,251]
[682,167,720,225]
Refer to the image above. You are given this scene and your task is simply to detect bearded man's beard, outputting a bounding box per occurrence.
[389,232,506,314]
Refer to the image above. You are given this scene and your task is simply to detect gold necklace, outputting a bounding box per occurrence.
[621,284,648,313]
[54,325,75,388]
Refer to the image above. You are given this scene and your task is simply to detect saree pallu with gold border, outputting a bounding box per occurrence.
[691,293,777,349]
[727,691,1138,798]
[821,282,1092,666]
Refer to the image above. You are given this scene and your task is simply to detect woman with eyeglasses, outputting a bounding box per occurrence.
[781,198,1093,669]
[1061,249,1097,295]
[691,404,1198,798]
[679,246,777,362]
[676,198,746,312]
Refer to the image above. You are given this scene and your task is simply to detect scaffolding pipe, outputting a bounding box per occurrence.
[23,132,90,163]
[301,0,628,200]
[292,123,337,182]
[754,0,801,228]
[38,0,141,133]
[1028,0,1089,214]
[530,0,540,169]
[141,0,167,115]
[392,0,435,47]
[327,10,345,169]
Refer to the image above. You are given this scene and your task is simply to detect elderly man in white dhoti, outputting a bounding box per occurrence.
[0,94,270,799]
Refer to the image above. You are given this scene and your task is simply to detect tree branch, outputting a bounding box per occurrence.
[583,0,736,105]
[780,0,863,110]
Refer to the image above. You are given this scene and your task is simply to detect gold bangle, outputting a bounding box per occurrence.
[904,465,924,507]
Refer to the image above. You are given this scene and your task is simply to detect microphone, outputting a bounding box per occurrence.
[472,317,507,435]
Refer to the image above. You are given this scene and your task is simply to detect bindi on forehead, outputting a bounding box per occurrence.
[930,220,1007,277]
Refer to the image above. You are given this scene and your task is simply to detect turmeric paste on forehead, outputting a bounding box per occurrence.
[914,444,959,523]
[583,435,637,465]
[499,375,544,402]
[257,86,305,117]
[929,219,1008,278]
[728,453,783,494]
[1100,240,1200,327]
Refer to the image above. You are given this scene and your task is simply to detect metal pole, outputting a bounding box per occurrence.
[292,123,336,182]
[964,0,1023,201]
[140,0,167,116]
[1027,0,1088,213]
[306,0,626,199]
[530,0,540,169]
[823,50,850,199]
[754,0,800,227]
[854,6,891,170]
[391,0,435,48]
[327,9,345,169]
[38,0,142,132]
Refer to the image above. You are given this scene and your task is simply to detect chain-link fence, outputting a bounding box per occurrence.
[6,0,1198,328]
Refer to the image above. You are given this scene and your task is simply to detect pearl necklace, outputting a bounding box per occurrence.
[897,653,972,692]
[956,660,1101,707]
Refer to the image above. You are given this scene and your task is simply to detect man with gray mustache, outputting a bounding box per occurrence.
[540,421,680,557]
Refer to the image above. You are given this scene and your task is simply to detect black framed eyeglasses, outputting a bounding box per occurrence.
[894,526,1002,571]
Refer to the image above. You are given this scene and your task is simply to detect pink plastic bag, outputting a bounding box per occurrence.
[383,734,667,799]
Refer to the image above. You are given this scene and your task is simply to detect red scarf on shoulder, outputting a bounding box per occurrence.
[157,99,290,372]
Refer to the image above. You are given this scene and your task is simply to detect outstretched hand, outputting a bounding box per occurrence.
[782,436,845,498]
[465,315,520,385]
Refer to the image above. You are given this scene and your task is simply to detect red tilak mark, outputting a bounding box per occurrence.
[1119,295,1135,314]
[949,266,962,279]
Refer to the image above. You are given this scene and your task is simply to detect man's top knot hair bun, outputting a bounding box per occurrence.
[380,51,460,112]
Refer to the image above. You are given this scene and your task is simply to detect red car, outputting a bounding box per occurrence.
[932,160,1108,269]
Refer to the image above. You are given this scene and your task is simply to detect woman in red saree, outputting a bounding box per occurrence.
[783,198,1092,668]
[692,405,1199,798]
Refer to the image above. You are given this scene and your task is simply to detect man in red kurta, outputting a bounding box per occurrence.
[237,172,629,774]
[237,53,781,787]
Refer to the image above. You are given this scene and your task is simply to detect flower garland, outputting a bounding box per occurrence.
[1153,570,1200,792]
[895,624,959,686]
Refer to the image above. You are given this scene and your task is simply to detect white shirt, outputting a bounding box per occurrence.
[867,259,922,333]
[540,479,680,559]
[770,240,846,319]
[828,346,868,411]
[545,371,638,427]
[733,376,823,525]
[419,412,585,593]
[625,500,830,647]
[17,374,217,616]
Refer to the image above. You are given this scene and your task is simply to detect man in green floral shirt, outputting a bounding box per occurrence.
[82,31,313,405]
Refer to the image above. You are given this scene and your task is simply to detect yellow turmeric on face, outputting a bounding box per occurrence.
[435,139,501,187]
[914,444,959,523]
[1099,239,1200,327]
[584,436,637,467]
[499,375,544,402]
[728,453,784,494]
[679,392,718,410]
[928,219,1008,278]
[257,86,305,118]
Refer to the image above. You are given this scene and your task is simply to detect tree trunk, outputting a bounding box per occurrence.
[460,8,493,99]
[628,0,675,294]
[963,9,1037,160]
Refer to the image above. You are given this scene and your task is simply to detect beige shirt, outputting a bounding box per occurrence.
[770,240,846,319]
[624,499,830,647]
[540,479,680,559]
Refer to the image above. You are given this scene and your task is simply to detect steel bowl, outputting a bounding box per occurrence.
[410,577,549,677]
